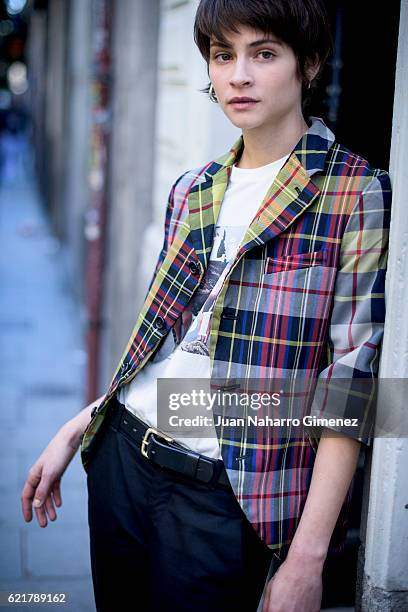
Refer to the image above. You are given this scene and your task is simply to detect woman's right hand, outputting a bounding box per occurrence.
[21,419,85,528]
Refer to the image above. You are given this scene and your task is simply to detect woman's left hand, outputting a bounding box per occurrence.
[262,554,323,612]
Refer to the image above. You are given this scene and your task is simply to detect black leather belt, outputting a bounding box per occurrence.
[107,395,231,489]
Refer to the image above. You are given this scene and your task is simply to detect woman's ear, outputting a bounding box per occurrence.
[306,55,322,84]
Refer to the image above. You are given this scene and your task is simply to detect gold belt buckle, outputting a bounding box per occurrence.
[141,427,174,459]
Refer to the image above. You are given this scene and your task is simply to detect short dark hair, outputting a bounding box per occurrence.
[193,0,333,109]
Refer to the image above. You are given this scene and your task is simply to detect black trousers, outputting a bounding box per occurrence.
[86,403,278,612]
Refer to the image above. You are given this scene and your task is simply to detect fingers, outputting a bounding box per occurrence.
[34,498,49,528]
[44,494,57,522]
[21,467,42,522]
[21,466,62,528]
[52,480,62,507]
[262,583,271,612]
[263,575,276,612]
[34,491,59,528]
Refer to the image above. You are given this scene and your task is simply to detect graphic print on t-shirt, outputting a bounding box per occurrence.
[170,224,246,356]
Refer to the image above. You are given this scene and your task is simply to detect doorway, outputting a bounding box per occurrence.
[309,2,401,607]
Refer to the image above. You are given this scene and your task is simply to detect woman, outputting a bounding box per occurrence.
[21,1,392,610]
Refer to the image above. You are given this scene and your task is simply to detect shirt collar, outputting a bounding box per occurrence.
[208,116,336,180]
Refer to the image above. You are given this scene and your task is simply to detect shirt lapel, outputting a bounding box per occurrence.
[186,116,336,267]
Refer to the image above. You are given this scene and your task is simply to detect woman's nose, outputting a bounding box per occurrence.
[229,59,253,87]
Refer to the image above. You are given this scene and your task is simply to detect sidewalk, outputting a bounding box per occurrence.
[0,148,95,611]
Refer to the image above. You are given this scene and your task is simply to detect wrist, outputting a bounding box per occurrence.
[60,411,91,451]
[286,538,327,570]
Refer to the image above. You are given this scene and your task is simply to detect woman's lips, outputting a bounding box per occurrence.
[229,100,259,110]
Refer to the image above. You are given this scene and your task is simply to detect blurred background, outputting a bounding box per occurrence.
[0,0,403,610]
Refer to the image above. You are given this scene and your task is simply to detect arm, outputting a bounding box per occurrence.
[106,170,189,388]
[263,433,360,612]
[263,172,392,611]
[64,393,106,450]
[22,171,190,527]
[307,172,392,445]
[288,432,361,561]
[21,394,105,528]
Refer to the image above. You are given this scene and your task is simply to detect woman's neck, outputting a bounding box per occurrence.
[236,113,309,169]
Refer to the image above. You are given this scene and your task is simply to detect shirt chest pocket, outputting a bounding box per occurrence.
[264,248,328,274]
[260,248,337,324]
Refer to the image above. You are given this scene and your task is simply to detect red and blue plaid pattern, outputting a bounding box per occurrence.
[80,117,391,558]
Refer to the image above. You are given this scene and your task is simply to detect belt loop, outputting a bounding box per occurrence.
[182,451,200,479]
[206,459,224,490]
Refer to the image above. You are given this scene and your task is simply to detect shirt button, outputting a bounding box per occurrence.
[154,316,165,330]
[188,260,200,275]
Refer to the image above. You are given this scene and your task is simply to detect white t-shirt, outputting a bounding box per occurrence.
[118,152,289,458]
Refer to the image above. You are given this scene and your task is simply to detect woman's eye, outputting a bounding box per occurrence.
[214,53,230,62]
[258,50,275,59]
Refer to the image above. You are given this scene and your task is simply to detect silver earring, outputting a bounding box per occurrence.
[208,82,218,103]
[306,80,311,90]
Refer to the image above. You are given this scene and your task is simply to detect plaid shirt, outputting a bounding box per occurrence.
[80,116,391,558]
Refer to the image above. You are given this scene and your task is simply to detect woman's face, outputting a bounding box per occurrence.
[208,25,305,130]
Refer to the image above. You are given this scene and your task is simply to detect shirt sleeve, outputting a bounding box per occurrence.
[306,171,392,446]
[144,171,188,298]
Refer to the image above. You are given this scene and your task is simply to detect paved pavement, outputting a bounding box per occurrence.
[0,145,95,611]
